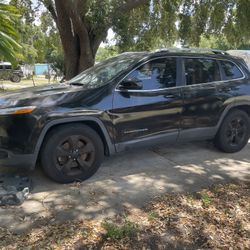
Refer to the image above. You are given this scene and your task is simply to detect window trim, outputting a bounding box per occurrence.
[115,56,246,93]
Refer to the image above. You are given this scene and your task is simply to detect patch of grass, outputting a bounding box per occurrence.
[102,220,138,240]
[211,185,222,194]
[186,194,197,205]
[148,211,159,221]
[201,193,211,207]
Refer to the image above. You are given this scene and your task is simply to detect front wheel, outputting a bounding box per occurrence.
[11,74,21,83]
[215,109,250,153]
[41,124,104,183]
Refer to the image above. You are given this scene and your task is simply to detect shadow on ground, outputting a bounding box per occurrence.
[0,141,249,233]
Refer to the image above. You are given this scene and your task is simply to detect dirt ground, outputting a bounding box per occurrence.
[0,141,249,234]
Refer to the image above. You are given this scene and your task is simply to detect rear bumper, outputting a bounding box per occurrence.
[0,149,35,170]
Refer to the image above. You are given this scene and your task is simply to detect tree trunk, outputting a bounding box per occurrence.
[54,0,104,80]
[45,0,148,80]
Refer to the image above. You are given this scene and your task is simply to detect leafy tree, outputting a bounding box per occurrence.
[0,1,21,63]
[40,0,250,80]
[42,0,149,79]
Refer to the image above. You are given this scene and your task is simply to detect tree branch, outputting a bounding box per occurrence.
[42,0,58,24]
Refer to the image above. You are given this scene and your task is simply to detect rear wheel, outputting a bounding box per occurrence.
[41,124,104,183]
[215,109,250,153]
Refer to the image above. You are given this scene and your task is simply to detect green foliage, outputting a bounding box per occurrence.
[199,35,231,50]
[9,0,61,65]
[201,193,211,207]
[148,211,159,221]
[178,0,250,48]
[102,220,138,240]
[47,48,65,77]
[0,1,21,63]
[8,0,249,77]
[96,46,118,62]
[113,1,180,52]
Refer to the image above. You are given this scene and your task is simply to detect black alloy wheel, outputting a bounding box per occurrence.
[215,109,250,153]
[41,124,104,183]
[225,117,247,147]
[55,135,95,176]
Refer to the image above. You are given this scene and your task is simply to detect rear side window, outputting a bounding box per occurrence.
[184,58,221,85]
[221,61,243,80]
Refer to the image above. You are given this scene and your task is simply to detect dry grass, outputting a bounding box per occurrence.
[0,76,59,91]
[0,182,249,249]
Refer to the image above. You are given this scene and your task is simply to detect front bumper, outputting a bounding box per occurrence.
[0,149,35,169]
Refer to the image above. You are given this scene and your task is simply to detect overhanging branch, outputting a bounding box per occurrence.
[42,0,58,24]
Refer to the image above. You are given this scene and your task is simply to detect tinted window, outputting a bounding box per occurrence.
[0,65,3,70]
[184,58,220,85]
[5,65,12,70]
[125,58,177,90]
[221,61,243,80]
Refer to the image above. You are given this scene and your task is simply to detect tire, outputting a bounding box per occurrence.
[11,75,21,83]
[41,124,104,183]
[215,109,250,153]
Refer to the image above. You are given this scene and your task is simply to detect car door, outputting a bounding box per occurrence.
[179,57,223,140]
[111,57,183,151]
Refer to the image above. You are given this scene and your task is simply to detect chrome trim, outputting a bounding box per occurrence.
[115,56,246,93]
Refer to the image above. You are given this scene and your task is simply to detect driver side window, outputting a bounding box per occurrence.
[125,57,177,90]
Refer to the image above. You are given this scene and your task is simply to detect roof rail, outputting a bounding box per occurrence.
[154,48,229,55]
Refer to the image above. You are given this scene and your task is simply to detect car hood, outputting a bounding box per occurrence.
[0,83,110,109]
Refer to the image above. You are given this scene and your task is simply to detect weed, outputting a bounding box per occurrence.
[102,220,137,240]
[148,211,159,221]
[201,193,211,207]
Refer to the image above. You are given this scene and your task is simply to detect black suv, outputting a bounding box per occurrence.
[0,49,250,183]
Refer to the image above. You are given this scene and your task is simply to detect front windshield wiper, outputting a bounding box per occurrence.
[69,82,85,86]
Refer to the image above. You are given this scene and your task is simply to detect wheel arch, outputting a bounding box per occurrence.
[31,117,115,169]
[216,102,250,132]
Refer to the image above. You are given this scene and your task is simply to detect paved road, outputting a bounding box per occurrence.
[0,141,250,233]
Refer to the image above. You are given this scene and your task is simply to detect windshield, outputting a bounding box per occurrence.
[68,53,146,88]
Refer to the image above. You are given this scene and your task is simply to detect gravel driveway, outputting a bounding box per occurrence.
[0,141,249,234]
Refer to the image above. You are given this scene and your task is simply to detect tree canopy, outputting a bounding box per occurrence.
[39,0,250,79]
[2,0,250,79]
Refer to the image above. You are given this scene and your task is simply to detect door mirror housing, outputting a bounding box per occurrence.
[118,79,143,90]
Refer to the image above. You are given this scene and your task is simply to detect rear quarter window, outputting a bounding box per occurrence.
[221,60,243,80]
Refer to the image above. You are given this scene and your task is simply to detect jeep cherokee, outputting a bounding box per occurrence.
[0,49,250,183]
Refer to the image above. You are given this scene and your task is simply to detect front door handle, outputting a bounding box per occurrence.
[164,94,180,98]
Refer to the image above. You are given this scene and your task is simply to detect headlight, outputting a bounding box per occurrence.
[0,106,36,115]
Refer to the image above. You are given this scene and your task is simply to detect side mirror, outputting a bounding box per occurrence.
[118,79,143,90]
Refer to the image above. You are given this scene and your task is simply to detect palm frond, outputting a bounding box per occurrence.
[0,1,21,63]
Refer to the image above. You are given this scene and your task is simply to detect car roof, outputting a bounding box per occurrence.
[0,62,11,66]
